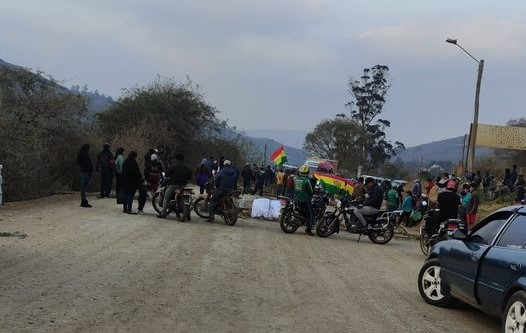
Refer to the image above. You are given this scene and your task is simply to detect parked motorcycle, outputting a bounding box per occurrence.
[279,187,329,234]
[316,196,394,244]
[419,209,465,255]
[193,180,239,226]
[152,175,194,222]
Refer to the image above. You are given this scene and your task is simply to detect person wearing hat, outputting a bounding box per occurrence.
[96,143,115,198]
[207,159,237,222]
[145,153,163,193]
[352,177,384,229]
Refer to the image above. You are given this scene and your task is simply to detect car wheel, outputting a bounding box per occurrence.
[418,258,456,307]
[503,291,526,333]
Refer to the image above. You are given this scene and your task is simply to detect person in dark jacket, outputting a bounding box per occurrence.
[77,143,94,207]
[195,159,210,195]
[115,147,125,204]
[145,153,163,193]
[207,160,237,222]
[352,177,384,228]
[252,166,265,196]
[241,163,252,194]
[96,143,115,198]
[157,153,192,218]
[121,151,142,214]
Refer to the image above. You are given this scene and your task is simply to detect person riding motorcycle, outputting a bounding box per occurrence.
[157,153,192,218]
[352,177,384,229]
[294,165,314,236]
[427,180,460,237]
[207,160,238,222]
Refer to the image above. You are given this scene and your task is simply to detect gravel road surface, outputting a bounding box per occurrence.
[0,194,500,332]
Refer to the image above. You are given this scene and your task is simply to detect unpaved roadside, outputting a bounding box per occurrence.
[0,194,499,333]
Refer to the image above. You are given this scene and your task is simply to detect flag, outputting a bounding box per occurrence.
[314,172,354,196]
[271,145,287,166]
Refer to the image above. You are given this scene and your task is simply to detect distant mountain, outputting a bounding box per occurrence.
[244,128,307,149]
[248,137,307,166]
[395,135,494,165]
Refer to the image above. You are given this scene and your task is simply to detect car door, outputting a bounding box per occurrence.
[477,213,526,312]
[444,211,513,304]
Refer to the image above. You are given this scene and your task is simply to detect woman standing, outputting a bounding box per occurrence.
[121,151,142,214]
[76,143,94,208]
[115,147,125,204]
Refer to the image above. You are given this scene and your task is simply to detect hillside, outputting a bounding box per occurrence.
[395,135,494,165]
[249,137,307,166]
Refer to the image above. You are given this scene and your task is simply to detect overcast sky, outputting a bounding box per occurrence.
[1,0,525,147]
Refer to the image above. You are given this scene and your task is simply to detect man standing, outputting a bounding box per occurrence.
[96,143,115,198]
[157,153,192,219]
[208,160,238,222]
[275,168,285,198]
[77,143,94,208]
[241,163,252,195]
[353,177,384,229]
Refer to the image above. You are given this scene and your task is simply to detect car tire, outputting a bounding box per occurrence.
[418,258,456,307]
[503,290,526,333]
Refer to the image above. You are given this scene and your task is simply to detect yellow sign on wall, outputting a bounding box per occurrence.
[476,124,526,150]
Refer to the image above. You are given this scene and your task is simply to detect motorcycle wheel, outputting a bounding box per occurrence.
[368,221,394,244]
[175,199,187,222]
[193,197,210,218]
[419,224,430,256]
[152,192,163,214]
[316,213,338,238]
[279,209,299,234]
[223,200,238,226]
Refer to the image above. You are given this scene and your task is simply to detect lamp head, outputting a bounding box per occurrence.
[446,38,458,45]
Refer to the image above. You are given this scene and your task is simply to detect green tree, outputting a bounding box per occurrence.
[0,68,88,200]
[344,65,405,175]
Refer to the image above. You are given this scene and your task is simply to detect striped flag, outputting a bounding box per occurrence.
[314,172,354,196]
[270,145,287,166]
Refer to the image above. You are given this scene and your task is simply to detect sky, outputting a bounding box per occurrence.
[1,0,525,148]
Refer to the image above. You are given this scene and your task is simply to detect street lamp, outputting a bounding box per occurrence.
[446,38,484,174]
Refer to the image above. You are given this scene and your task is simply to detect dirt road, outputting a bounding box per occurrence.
[0,194,500,332]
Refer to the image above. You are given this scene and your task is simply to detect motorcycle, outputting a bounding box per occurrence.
[193,179,239,226]
[419,209,465,255]
[152,175,194,222]
[316,196,394,244]
[279,187,329,234]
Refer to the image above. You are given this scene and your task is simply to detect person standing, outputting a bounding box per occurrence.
[466,183,479,228]
[195,159,210,195]
[121,151,142,214]
[400,191,413,226]
[294,165,314,235]
[428,177,440,209]
[275,168,285,198]
[115,147,125,204]
[145,153,163,193]
[96,143,115,198]
[386,183,399,212]
[241,163,252,195]
[157,153,192,219]
[252,166,265,196]
[76,143,94,208]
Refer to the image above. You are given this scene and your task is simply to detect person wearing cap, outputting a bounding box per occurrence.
[96,143,115,198]
[145,153,163,193]
[352,177,384,229]
[157,153,192,219]
[207,159,237,222]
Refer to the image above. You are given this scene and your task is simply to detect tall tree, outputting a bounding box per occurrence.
[346,65,404,174]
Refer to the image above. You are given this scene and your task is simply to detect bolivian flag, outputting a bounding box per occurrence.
[271,145,287,166]
[314,172,354,196]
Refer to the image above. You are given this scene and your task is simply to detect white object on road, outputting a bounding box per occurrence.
[251,198,281,220]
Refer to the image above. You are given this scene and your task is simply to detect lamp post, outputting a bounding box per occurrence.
[446,38,484,173]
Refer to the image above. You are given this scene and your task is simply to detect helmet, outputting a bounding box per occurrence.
[150,154,158,161]
[298,165,309,175]
[224,160,231,166]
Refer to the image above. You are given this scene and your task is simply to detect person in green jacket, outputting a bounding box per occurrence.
[386,183,399,211]
[294,165,314,236]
